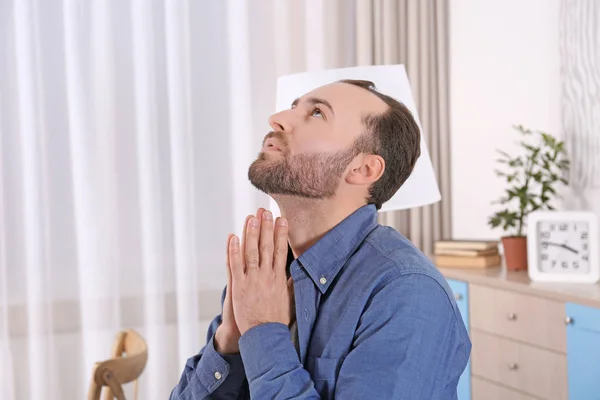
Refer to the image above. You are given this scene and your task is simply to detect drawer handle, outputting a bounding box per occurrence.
[565,316,574,325]
[454,293,463,301]
[508,363,519,370]
[506,312,517,321]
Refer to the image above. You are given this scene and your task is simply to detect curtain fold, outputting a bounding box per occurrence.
[0,1,451,398]
[14,0,57,398]
[356,0,452,254]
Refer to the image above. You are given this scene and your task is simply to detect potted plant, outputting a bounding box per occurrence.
[488,125,570,271]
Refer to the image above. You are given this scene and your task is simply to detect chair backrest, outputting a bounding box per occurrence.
[87,329,148,400]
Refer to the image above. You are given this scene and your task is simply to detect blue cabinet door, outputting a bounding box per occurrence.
[447,279,470,400]
[566,302,600,400]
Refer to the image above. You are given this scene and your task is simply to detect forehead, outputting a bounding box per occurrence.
[302,82,389,118]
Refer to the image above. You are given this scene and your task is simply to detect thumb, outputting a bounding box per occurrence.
[225,234,234,303]
[225,234,233,286]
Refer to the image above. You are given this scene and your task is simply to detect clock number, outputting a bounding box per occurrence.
[550,224,556,231]
[560,223,568,231]
[542,242,549,249]
[583,243,588,251]
[562,261,568,268]
[551,260,557,268]
[573,261,579,269]
[541,254,548,261]
[541,231,551,238]
[583,255,589,262]
[582,231,588,240]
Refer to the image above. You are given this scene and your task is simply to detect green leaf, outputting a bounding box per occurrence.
[496,149,512,160]
[558,159,570,169]
[508,158,524,167]
[528,197,541,212]
[488,216,502,228]
[513,124,533,135]
[507,188,519,199]
[520,142,539,153]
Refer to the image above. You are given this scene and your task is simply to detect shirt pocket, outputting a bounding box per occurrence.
[305,356,341,381]
[306,356,341,398]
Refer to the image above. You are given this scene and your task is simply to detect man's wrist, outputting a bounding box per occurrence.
[239,322,299,383]
[214,326,240,355]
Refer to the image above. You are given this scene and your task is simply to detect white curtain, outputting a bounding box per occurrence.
[0,0,358,399]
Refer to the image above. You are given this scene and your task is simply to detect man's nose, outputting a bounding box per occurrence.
[268,110,293,133]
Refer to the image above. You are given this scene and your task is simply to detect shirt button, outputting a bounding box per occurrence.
[214,371,222,380]
[319,277,327,285]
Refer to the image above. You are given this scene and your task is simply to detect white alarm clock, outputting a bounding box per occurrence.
[527,210,599,283]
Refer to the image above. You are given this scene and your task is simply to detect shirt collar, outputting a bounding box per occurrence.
[291,204,379,294]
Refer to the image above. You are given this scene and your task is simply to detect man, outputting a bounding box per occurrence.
[170,80,471,399]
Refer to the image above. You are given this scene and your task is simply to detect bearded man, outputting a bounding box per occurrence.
[170,80,471,399]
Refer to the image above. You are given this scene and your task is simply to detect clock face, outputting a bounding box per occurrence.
[537,220,590,273]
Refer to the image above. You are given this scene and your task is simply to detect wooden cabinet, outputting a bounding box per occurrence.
[440,267,600,400]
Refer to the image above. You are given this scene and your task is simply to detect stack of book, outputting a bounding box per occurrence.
[434,240,501,268]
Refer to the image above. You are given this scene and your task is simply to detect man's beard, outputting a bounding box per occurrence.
[248,144,358,199]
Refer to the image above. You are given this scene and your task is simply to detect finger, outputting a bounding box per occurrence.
[259,210,274,272]
[229,235,244,281]
[241,215,252,265]
[255,208,264,247]
[224,234,234,316]
[245,216,260,271]
[241,209,263,260]
[273,217,289,278]
[225,233,234,287]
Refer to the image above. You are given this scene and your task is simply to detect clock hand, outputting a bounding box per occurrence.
[542,241,563,248]
[560,243,579,254]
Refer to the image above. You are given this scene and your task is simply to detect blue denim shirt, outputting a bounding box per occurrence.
[170,204,471,399]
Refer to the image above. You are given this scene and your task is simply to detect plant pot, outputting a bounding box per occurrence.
[501,236,528,271]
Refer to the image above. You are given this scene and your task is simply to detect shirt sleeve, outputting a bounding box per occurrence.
[238,322,322,399]
[334,272,471,400]
[169,288,249,400]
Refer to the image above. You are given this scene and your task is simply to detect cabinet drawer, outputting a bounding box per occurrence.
[470,284,566,352]
[472,377,538,400]
[471,330,567,400]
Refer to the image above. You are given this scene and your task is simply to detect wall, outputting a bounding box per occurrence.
[449,0,563,240]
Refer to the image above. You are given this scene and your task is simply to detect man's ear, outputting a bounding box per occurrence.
[346,154,385,185]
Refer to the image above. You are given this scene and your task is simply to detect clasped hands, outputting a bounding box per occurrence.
[214,208,293,354]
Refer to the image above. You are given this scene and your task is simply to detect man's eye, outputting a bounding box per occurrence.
[311,107,324,118]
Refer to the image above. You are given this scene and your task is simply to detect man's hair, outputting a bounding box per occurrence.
[338,79,421,210]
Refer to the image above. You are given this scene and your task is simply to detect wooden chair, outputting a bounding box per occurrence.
[87,329,148,400]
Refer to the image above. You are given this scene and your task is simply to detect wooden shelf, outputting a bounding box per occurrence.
[437,263,600,309]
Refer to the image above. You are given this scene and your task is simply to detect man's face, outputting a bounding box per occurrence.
[248,82,388,199]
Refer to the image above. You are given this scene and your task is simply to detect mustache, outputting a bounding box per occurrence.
[262,130,287,148]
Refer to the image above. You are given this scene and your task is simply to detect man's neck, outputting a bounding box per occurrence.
[273,195,365,258]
